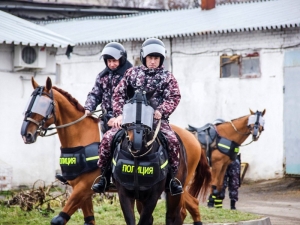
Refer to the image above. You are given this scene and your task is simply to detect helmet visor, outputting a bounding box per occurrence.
[100,47,123,60]
[142,44,166,58]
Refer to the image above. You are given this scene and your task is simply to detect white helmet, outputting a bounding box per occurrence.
[140,38,166,67]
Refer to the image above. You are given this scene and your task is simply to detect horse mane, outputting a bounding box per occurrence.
[52,86,85,112]
[52,86,99,123]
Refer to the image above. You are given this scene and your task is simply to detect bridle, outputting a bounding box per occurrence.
[125,119,161,157]
[21,86,101,137]
[228,111,265,146]
[21,86,56,137]
[122,89,158,157]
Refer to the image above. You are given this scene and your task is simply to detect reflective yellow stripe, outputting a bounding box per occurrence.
[161,160,168,169]
[214,199,223,203]
[234,147,239,153]
[212,195,216,199]
[215,204,222,208]
[112,158,116,166]
[218,143,230,149]
[86,156,99,161]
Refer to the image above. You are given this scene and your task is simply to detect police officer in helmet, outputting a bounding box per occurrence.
[55,42,132,187]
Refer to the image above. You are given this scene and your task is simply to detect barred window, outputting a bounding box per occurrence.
[220,52,261,78]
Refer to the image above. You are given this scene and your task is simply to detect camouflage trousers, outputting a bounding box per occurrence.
[97,119,180,174]
[221,158,240,202]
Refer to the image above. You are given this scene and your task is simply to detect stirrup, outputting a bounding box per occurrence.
[169,178,183,196]
[55,174,69,185]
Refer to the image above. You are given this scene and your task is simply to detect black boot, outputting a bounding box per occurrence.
[169,178,183,196]
[92,176,107,193]
[55,174,69,185]
[230,200,236,210]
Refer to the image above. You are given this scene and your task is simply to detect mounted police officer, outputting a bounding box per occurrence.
[84,42,133,130]
[56,42,132,185]
[92,38,183,195]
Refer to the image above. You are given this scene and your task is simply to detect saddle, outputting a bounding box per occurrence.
[111,129,170,191]
[187,119,239,165]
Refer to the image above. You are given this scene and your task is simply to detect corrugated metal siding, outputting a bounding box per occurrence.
[44,0,300,45]
[0,10,74,48]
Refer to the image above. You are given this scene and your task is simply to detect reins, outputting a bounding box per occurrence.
[128,119,161,158]
[228,120,260,147]
[40,109,103,137]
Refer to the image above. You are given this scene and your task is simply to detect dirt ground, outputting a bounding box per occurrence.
[219,177,300,225]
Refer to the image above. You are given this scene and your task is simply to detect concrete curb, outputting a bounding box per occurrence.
[202,217,272,225]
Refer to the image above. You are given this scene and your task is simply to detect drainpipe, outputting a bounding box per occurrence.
[201,0,216,10]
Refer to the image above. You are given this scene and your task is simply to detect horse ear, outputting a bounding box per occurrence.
[45,77,52,91]
[31,77,39,89]
[146,89,155,101]
[262,109,266,116]
[126,84,135,99]
[249,109,254,115]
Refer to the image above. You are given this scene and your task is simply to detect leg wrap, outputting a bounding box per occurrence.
[84,216,95,225]
[214,198,223,208]
[207,194,215,208]
[51,212,70,225]
[194,222,203,225]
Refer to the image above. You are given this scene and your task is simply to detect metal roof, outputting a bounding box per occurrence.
[0,10,75,47]
[43,0,300,45]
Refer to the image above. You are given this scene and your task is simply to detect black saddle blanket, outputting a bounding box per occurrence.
[60,142,100,180]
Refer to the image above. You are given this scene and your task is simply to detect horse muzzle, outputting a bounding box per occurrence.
[21,121,38,144]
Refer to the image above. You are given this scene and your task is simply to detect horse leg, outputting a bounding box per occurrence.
[182,192,203,225]
[136,200,143,215]
[51,183,94,225]
[165,192,183,225]
[137,196,161,225]
[80,197,95,225]
[117,189,136,225]
[210,151,231,209]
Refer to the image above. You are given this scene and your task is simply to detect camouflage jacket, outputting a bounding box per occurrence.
[84,61,132,113]
[113,65,181,119]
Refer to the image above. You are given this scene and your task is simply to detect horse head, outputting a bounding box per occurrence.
[248,109,266,141]
[122,85,156,155]
[21,77,55,144]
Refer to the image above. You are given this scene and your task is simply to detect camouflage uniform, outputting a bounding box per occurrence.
[98,65,181,174]
[221,157,241,202]
[84,61,132,114]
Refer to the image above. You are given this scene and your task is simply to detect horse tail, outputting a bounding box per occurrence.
[188,147,211,201]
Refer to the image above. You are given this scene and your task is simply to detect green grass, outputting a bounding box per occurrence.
[0,197,262,225]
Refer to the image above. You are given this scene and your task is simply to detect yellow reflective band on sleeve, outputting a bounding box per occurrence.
[160,160,168,169]
[86,156,99,161]
[112,158,116,166]
[218,143,230,149]
[234,147,239,153]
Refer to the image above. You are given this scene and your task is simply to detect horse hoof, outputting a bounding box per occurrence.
[194,222,203,225]
[51,215,65,225]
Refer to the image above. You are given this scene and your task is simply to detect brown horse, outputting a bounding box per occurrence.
[187,109,265,208]
[21,77,211,225]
